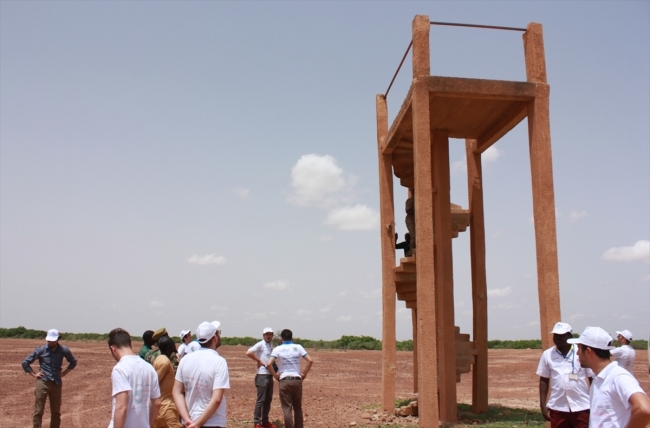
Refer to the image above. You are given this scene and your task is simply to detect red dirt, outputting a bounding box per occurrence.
[1,339,648,427]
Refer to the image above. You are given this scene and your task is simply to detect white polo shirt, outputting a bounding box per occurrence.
[178,340,201,358]
[270,341,308,380]
[248,339,273,375]
[536,346,593,412]
[610,345,635,374]
[589,361,645,428]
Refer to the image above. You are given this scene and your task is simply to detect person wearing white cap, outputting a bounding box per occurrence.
[178,329,201,359]
[21,328,77,428]
[246,327,277,428]
[173,321,230,428]
[569,326,650,428]
[610,329,636,375]
[536,322,592,428]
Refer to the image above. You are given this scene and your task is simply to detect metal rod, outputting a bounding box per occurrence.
[430,21,527,32]
[384,40,413,98]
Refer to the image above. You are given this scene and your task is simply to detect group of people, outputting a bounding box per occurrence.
[536,322,649,428]
[22,324,313,428]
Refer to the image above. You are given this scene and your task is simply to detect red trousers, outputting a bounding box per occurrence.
[549,409,590,428]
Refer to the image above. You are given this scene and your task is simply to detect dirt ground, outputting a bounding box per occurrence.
[1,339,648,427]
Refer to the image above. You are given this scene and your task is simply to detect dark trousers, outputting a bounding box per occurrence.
[279,378,303,428]
[33,379,62,428]
[549,409,590,428]
[254,374,274,424]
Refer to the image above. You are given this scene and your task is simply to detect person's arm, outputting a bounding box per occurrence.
[187,389,224,428]
[60,347,77,377]
[149,396,162,427]
[301,354,313,380]
[246,347,263,369]
[538,377,551,421]
[172,379,192,425]
[112,391,129,428]
[266,356,279,380]
[627,392,650,428]
[22,348,43,378]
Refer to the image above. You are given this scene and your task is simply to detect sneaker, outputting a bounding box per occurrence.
[261,423,277,428]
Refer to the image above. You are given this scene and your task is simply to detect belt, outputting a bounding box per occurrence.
[281,376,302,381]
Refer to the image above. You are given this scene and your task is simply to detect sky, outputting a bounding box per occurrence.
[1,1,648,342]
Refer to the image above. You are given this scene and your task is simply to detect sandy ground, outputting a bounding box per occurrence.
[1,338,648,427]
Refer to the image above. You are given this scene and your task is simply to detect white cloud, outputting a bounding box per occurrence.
[482,146,501,163]
[319,307,332,313]
[324,204,379,231]
[569,313,587,320]
[263,280,290,291]
[210,305,228,312]
[359,288,381,299]
[568,209,588,221]
[337,315,353,322]
[602,240,650,263]
[187,254,226,265]
[451,159,466,175]
[295,309,311,317]
[338,290,349,297]
[526,320,540,326]
[487,286,512,297]
[320,235,334,242]
[149,300,165,308]
[232,186,251,199]
[286,154,354,208]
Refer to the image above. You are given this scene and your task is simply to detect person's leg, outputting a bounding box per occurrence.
[279,380,294,428]
[49,382,62,428]
[33,379,48,428]
[262,375,274,424]
[570,409,590,428]
[548,409,573,428]
[254,375,267,425]
[292,380,303,428]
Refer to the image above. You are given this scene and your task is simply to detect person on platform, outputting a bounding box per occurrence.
[178,329,200,359]
[536,322,592,428]
[405,195,415,256]
[107,328,161,428]
[139,330,155,360]
[569,326,650,428]
[610,329,636,375]
[266,329,313,428]
[246,327,277,428]
[21,328,77,428]
[153,336,182,428]
[395,233,411,258]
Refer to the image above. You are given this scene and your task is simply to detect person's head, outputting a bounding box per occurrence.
[45,329,60,349]
[568,326,614,369]
[616,330,632,345]
[404,233,411,243]
[196,321,221,350]
[262,327,274,343]
[550,322,573,350]
[152,327,168,345]
[180,330,192,344]
[108,328,133,361]
[142,330,155,347]
[158,335,176,358]
[280,329,293,342]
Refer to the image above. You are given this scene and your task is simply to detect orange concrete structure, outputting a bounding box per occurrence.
[376,16,561,426]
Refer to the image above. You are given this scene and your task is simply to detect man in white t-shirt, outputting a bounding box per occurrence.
[610,329,636,375]
[178,329,201,359]
[173,321,230,428]
[107,328,161,428]
[267,329,313,428]
[568,326,650,428]
[537,322,593,428]
[246,327,277,428]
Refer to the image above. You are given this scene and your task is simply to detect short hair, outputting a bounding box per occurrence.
[199,336,213,348]
[580,344,611,359]
[158,336,176,357]
[108,328,132,349]
[142,330,154,346]
[280,329,293,341]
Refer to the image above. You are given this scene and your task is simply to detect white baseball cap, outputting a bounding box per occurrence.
[263,327,273,334]
[180,330,190,338]
[567,326,615,350]
[196,321,217,343]
[211,321,221,333]
[45,329,60,342]
[550,322,572,335]
[616,330,633,341]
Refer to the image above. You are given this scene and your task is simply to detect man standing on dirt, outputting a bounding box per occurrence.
[610,329,636,374]
[536,322,592,428]
[246,327,277,428]
[107,328,161,428]
[22,328,77,428]
[173,321,230,428]
[266,329,313,428]
[569,326,650,428]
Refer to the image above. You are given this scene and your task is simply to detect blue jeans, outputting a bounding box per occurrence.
[254,374,274,424]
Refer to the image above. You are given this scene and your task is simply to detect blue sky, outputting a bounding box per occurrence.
[1,1,648,341]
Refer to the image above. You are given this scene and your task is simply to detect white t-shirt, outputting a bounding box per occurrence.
[536,346,593,412]
[178,341,201,358]
[175,348,230,427]
[270,342,308,379]
[589,361,645,428]
[248,339,274,375]
[610,345,635,374]
[108,355,161,428]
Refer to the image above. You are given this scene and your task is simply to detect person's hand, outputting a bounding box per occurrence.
[33,371,44,379]
[301,372,308,381]
[274,374,280,381]
[60,369,69,377]
[184,419,195,428]
[541,406,551,422]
